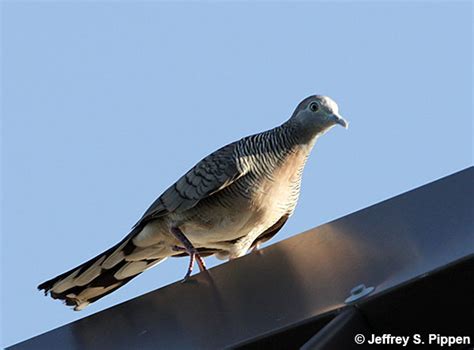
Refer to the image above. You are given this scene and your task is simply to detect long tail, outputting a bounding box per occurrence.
[38,227,167,311]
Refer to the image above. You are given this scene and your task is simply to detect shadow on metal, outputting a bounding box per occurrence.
[9,167,474,349]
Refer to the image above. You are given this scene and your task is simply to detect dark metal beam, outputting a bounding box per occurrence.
[10,167,474,350]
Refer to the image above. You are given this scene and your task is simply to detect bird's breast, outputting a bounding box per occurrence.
[253,146,309,208]
[178,146,310,246]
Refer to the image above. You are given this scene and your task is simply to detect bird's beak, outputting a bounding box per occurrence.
[333,113,349,129]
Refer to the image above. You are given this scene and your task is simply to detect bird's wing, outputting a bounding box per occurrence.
[250,214,290,249]
[136,141,246,226]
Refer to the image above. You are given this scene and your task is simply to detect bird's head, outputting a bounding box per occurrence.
[289,95,348,139]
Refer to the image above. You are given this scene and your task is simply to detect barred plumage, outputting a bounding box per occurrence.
[38,95,348,310]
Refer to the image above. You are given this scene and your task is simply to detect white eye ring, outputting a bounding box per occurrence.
[309,102,319,112]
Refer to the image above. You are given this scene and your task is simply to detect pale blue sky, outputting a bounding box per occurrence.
[1,1,472,347]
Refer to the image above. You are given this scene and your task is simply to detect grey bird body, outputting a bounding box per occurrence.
[38,95,347,310]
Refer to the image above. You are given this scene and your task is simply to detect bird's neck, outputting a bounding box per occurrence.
[281,119,324,149]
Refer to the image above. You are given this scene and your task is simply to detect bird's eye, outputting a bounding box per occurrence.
[309,102,319,112]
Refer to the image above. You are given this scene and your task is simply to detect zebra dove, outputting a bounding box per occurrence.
[38,95,348,310]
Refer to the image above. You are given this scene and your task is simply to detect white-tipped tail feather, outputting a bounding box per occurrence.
[38,229,167,311]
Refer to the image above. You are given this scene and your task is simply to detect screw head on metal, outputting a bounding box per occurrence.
[344,283,375,304]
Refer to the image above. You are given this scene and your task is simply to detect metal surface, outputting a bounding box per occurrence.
[300,308,374,350]
[10,167,474,349]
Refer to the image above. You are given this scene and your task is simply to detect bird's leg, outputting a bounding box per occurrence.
[172,245,196,280]
[251,242,261,253]
[251,243,264,256]
[170,227,207,280]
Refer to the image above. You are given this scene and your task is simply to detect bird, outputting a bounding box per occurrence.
[38,95,348,310]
